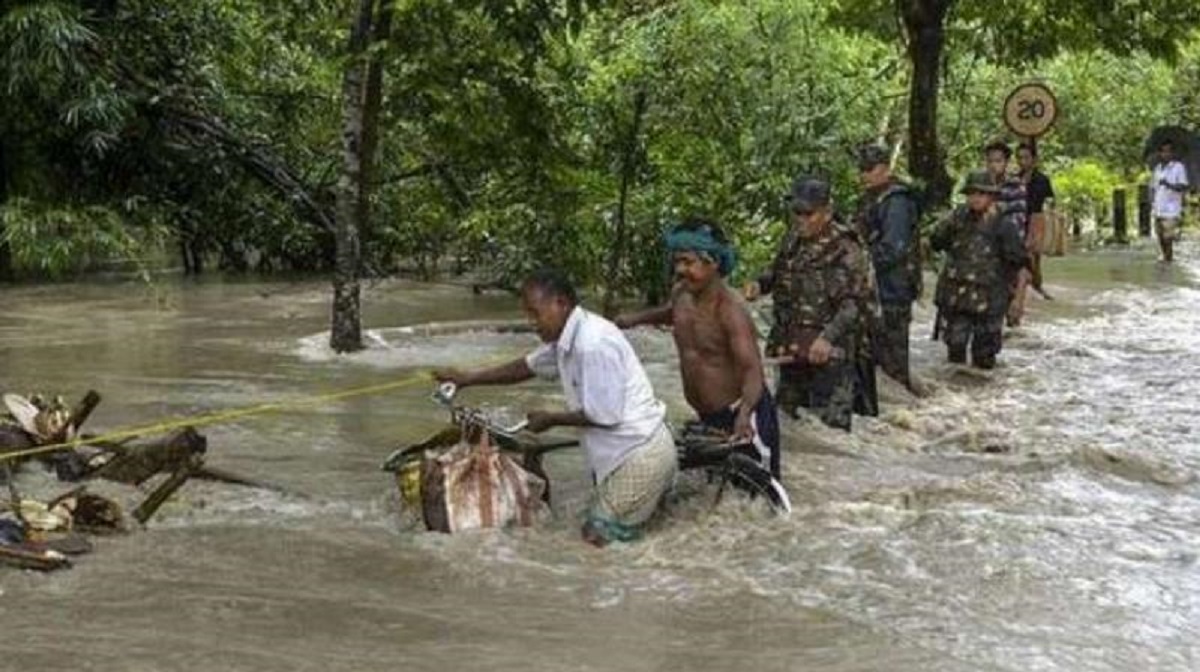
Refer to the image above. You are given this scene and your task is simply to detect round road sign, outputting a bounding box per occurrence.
[1003,83,1058,138]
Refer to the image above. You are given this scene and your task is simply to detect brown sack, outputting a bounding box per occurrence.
[420,431,546,533]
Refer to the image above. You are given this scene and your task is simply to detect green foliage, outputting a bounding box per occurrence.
[1,2,99,93]
[935,49,1178,177]
[957,0,1200,66]
[1172,34,1200,129]
[0,0,349,277]
[833,0,1200,68]
[832,0,1200,208]
[1050,160,1123,230]
[525,0,898,298]
[2,0,1198,298]
[0,197,168,278]
[1030,51,1174,173]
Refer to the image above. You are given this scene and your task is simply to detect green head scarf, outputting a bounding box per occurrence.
[664,222,735,277]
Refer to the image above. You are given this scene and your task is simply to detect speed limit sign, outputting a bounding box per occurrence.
[1003,83,1058,138]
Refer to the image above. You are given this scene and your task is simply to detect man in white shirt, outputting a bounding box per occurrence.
[1151,140,1190,263]
[434,269,676,546]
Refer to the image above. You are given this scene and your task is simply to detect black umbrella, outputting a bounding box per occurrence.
[1143,125,1200,192]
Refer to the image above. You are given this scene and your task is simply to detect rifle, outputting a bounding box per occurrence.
[763,348,846,367]
[765,328,846,367]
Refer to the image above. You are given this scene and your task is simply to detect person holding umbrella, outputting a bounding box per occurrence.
[1151,140,1190,263]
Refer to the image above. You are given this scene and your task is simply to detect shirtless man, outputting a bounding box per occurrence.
[615,217,780,477]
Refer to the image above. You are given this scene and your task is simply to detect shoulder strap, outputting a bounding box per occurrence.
[879,181,920,216]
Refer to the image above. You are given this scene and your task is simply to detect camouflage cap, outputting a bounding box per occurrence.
[960,170,1000,195]
[856,144,891,171]
[787,177,831,212]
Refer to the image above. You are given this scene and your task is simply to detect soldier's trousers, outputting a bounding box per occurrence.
[776,361,856,431]
[942,311,1003,368]
[874,303,912,388]
[854,356,879,417]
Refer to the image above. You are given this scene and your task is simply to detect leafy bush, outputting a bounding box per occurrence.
[0,198,168,279]
[1052,160,1124,234]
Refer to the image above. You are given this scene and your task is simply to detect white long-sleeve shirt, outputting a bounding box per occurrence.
[525,306,666,481]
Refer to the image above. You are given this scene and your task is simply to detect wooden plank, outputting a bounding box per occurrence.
[0,544,70,571]
[133,456,201,525]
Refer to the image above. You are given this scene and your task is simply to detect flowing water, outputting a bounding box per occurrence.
[1,243,1198,672]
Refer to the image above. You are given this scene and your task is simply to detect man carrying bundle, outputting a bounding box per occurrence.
[615,217,780,478]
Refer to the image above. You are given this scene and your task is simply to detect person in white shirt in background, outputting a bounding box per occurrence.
[1151,140,1190,263]
[435,268,676,547]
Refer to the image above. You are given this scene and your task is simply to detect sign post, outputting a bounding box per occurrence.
[1004,82,1063,252]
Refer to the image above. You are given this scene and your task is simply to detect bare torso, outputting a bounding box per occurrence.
[671,286,748,414]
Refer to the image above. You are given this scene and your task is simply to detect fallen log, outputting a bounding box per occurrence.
[90,427,207,486]
[392,319,533,338]
[134,455,202,525]
[193,465,297,497]
[0,544,70,571]
[2,388,297,569]
[68,391,102,434]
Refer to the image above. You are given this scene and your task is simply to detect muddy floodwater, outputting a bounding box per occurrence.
[1,242,1198,672]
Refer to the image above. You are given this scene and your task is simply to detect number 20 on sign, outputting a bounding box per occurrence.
[1003,83,1058,138]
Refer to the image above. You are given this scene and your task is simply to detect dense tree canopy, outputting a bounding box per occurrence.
[832,0,1200,206]
[2,1,1198,332]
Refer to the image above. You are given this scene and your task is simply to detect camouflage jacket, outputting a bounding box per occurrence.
[930,205,1026,317]
[758,218,873,354]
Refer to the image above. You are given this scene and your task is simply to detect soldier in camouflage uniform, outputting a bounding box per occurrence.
[982,140,1031,327]
[931,171,1028,369]
[856,144,922,391]
[745,178,875,431]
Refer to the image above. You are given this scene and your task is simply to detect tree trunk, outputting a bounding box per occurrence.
[359,0,394,246]
[0,137,11,281]
[330,0,378,353]
[178,209,203,275]
[602,89,648,317]
[902,0,954,210]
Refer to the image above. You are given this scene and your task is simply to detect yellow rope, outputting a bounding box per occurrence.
[0,362,494,463]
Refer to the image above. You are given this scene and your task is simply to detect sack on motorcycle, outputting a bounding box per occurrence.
[419,431,547,533]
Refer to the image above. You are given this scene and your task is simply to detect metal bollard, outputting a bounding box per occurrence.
[1137,183,1151,237]
[1112,188,1127,244]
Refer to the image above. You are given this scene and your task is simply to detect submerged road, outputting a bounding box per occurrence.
[1,242,1197,672]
